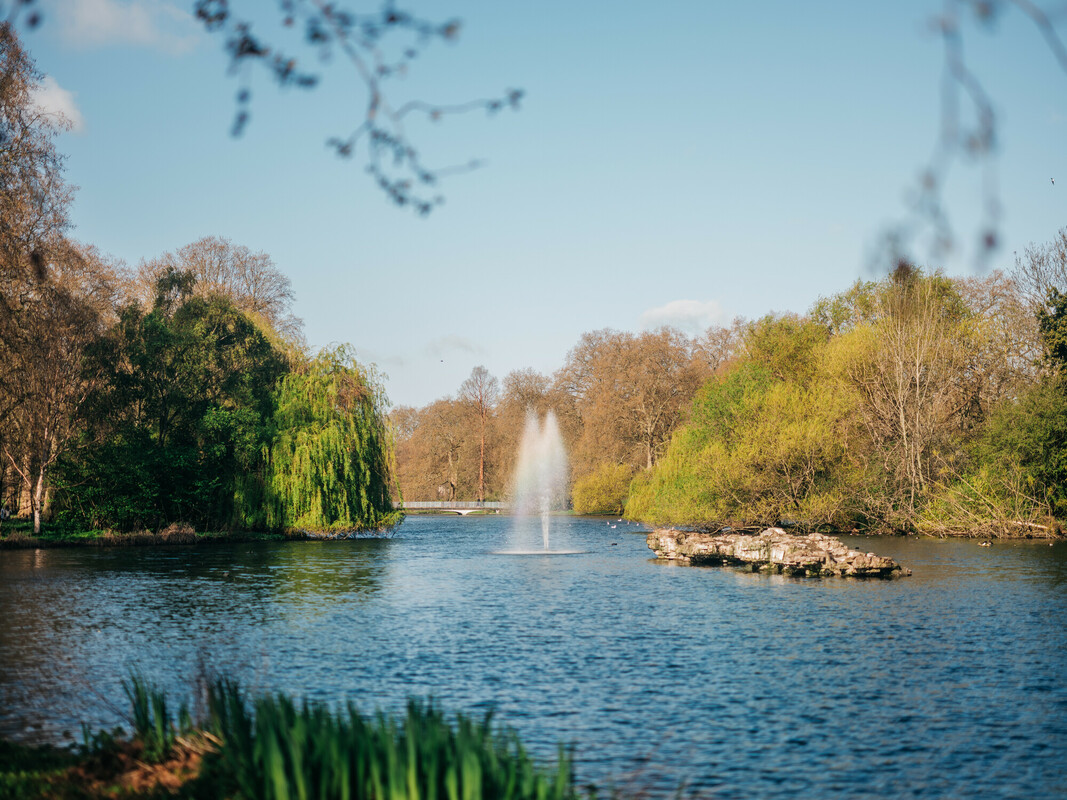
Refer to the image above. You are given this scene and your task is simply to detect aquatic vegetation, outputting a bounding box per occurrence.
[124,677,191,764]
[202,680,575,800]
[0,677,576,800]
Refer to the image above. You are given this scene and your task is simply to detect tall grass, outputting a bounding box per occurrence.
[202,680,575,800]
[124,676,191,762]
[119,678,577,800]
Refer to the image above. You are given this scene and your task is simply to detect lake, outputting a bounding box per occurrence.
[2,515,1066,798]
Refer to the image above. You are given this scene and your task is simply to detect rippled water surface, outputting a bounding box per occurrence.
[2,516,1067,798]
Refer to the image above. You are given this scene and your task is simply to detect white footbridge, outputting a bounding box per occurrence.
[402,501,509,515]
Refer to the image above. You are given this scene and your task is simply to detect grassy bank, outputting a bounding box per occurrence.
[0,519,402,550]
[0,679,578,800]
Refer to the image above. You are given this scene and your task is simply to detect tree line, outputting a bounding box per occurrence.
[392,326,724,511]
[626,249,1067,536]
[6,19,1066,538]
[395,239,1067,536]
[0,26,397,535]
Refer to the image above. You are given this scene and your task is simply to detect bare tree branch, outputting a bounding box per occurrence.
[887,0,1067,269]
[192,0,523,215]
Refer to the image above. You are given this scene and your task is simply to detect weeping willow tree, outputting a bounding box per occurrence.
[265,346,400,531]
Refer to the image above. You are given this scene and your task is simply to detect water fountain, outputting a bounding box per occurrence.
[493,410,582,554]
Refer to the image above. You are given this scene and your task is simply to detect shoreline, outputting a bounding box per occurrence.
[0,525,402,550]
[1,517,1062,550]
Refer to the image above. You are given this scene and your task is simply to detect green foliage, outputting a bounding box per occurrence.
[51,276,400,535]
[976,376,1067,518]
[810,279,879,334]
[4,677,577,800]
[53,280,288,531]
[742,314,828,385]
[916,307,1067,532]
[124,676,190,763]
[918,461,1052,536]
[624,429,722,527]
[626,363,778,525]
[1039,287,1067,372]
[687,362,775,446]
[263,345,400,531]
[572,463,633,515]
[201,680,576,800]
[0,739,77,800]
[627,345,863,529]
[56,302,401,533]
[633,263,1067,535]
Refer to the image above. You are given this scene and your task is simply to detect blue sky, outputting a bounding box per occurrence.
[21,0,1067,407]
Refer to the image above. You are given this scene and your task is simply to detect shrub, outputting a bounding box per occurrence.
[572,463,633,515]
[627,361,863,530]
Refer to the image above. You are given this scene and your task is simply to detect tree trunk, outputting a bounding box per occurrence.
[478,413,486,503]
[18,456,32,518]
[447,448,458,501]
[32,466,45,535]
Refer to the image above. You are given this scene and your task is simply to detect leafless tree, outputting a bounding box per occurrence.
[490,369,556,492]
[459,365,499,502]
[557,328,708,475]
[136,236,303,342]
[1011,226,1067,312]
[693,318,746,375]
[0,24,96,529]
[389,404,420,441]
[833,267,976,522]
[3,1,523,214]
[0,242,122,532]
[0,22,71,304]
[888,1,1067,267]
[955,269,1043,412]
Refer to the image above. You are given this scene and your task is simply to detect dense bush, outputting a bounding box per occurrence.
[53,286,286,531]
[970,377,1067,519]
[627,266,1067,535]
[627,348,862,530]
[572,463,633,515]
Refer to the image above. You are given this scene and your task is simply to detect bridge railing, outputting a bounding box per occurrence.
[402,501,509,510]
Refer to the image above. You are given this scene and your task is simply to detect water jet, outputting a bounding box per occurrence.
[492,411,583,555]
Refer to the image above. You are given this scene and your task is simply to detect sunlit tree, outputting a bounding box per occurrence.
[136,236,303,344]
[459,366,499,503]
[266,346,398,531]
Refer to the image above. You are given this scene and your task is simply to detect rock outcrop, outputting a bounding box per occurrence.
[646,527,910,578]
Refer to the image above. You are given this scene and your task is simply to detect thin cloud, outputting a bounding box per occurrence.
[354,347,407,370]
[640,299,727,335]
[30,76,85,132]
[425,335,486,359]
[50,0,200,54]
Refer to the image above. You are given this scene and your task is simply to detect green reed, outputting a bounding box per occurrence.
[200,680,577,800]
[123,676,190,762]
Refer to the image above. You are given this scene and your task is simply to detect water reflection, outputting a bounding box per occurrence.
[1,523,1066,799]
[0,539,390,740]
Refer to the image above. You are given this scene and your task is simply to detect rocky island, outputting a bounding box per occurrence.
[647,527,910,578]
